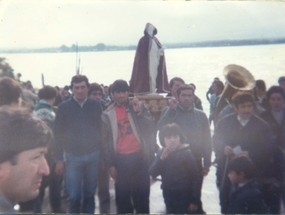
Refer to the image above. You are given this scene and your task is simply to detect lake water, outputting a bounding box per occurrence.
[2,44,285,213]
[2,44,285,116]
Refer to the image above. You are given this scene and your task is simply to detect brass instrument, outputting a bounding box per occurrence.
[214,64,255,121]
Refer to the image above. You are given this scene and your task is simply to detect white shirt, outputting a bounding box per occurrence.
[237,115,250,127]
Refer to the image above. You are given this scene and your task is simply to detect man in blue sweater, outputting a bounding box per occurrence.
[53,75,102,213]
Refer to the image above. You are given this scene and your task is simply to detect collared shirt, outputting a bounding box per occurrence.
[238,182,246,188]
[73,96,88,108]
[237,115,250,127]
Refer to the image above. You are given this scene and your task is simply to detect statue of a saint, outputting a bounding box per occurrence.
[130,23,169,95]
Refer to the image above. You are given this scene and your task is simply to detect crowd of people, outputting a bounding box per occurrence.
[0,70,284,214]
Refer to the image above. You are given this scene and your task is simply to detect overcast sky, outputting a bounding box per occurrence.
[1,0,285,49]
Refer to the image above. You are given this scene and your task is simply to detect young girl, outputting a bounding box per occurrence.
[149,123,199,214]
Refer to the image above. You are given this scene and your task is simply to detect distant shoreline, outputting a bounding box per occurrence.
[1,38,285,54]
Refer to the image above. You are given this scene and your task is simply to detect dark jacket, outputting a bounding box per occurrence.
[260,109,285,149]
[214,113,274,181]
[53,97,102,160]
[157,105,212,168]
[260,110,285,181]
[214,113,275,214]
[227,180,269,214]
[149,145,199,204]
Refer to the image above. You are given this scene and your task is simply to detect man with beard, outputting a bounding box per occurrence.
[102,79,156,213]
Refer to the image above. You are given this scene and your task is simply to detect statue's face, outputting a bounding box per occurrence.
[145,23,156,37]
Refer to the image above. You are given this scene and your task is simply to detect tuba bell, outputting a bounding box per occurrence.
[214,64,255,122]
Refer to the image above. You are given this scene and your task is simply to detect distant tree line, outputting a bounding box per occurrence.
[1,38,285,54]
[165,38,285,49]
[59,43,136,52]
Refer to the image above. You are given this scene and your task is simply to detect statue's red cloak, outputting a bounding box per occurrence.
[130,27,169,94]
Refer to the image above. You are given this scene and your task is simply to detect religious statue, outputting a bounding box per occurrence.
[130,23,169,95]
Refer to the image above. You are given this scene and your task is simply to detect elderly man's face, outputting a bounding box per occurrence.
[0,147,49,202]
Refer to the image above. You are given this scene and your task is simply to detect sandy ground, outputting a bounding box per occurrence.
[146,163,220,214]
[40,162,220,214]
[40,162,285,214]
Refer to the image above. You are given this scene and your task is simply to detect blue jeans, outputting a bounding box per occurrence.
[65,150,100,213]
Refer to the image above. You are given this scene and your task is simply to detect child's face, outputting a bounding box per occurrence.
[164,135,181,149]
[228,170,243,184]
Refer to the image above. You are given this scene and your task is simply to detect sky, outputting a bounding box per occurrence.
[1,0,285,49]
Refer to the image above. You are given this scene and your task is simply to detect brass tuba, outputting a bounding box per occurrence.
[214,64,255,121]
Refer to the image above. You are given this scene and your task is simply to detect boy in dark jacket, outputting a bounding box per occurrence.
[227,156,269,214]
[149,123,199,214]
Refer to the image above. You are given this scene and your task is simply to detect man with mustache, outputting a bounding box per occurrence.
[0,107,51,213]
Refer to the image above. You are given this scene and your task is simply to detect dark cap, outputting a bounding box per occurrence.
[111,79,129,93]
[0,107,52,163]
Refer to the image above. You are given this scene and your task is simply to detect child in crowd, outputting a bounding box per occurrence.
[149,123,199,214]
[227,156,269,214]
